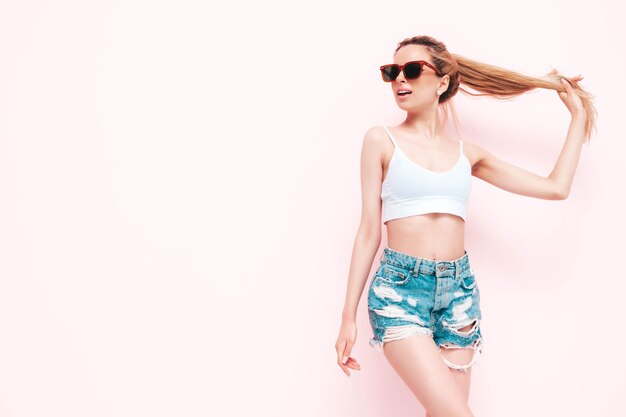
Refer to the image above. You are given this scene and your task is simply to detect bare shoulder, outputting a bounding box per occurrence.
[363,125,390,145]
[461,139,491,170]
[362,125,393,158]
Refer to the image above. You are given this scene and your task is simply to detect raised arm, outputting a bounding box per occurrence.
[468,76,587,200]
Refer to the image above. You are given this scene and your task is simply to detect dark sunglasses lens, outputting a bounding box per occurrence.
[404,63,422,79]
[381,65,400,82]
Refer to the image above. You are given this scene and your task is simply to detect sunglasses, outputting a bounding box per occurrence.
[379,60,443,82]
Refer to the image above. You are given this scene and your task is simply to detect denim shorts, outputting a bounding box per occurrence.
[367,246,484,372]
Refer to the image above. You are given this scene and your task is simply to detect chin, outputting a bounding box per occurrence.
[396,101,418,110]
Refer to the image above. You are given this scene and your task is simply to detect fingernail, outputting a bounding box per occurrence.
[342,356,348,364]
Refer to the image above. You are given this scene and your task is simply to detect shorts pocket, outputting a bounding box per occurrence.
[374,263,411,286]
[459,268,477,290]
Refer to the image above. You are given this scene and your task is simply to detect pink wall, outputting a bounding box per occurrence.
[0,1,624,416]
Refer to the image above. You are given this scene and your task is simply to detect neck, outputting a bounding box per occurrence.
[402,106,443,140]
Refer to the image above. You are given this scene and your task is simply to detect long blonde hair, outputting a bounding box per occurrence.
[394,35,598,143]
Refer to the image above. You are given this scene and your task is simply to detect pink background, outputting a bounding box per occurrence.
[1,1,624,416]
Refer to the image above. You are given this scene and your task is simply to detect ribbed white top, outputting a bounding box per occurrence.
[381,126,472,224]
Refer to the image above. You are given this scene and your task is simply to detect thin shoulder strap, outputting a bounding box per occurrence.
[382,126,399,148]
[459,140,464,155]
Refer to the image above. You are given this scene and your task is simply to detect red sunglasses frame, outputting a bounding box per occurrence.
[379,60,443,82]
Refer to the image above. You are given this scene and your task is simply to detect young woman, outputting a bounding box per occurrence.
[335,35,596,417]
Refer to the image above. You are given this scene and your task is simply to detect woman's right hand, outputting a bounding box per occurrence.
[335,318,361,377]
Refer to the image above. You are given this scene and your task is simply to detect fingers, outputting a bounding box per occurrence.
[336,341,351,376]
[336,340,346,364]
[339,362,350,377]
[336,340,361,377]
[550,67,584,82]
[346,357,361,370]
[338,357,362,377]
[342,346,351,365]
[336,341,348,375]
[345,357,362,372]
[336,340,351,366]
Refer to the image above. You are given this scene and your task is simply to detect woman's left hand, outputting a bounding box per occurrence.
[549,68,585,118]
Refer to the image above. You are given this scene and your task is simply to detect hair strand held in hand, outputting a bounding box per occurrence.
[394,35,598,143]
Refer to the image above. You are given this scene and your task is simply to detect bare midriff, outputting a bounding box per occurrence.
[385,214,466,261]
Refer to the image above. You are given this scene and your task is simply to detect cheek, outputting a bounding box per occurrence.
[405,90,431,102]
[411,81,438,97]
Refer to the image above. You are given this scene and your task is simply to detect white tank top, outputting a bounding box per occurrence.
[381,126,472,224]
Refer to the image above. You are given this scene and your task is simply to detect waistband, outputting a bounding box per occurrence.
[380,246,472,279]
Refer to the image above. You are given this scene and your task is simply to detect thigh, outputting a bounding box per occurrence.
[433,267,484,374]
[383,335,475,417]
[438,323,476,402]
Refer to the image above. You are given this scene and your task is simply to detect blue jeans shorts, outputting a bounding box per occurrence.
[367,246,484,372]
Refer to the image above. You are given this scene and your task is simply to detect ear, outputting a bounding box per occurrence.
[439,74,450,93]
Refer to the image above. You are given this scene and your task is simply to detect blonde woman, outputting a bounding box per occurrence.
[335,35,595,417]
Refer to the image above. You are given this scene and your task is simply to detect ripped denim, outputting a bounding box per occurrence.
[367,246,484,373]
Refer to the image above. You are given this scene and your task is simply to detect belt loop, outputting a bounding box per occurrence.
[413,258,421,274]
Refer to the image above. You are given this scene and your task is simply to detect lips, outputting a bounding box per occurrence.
[396,89,412,96]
